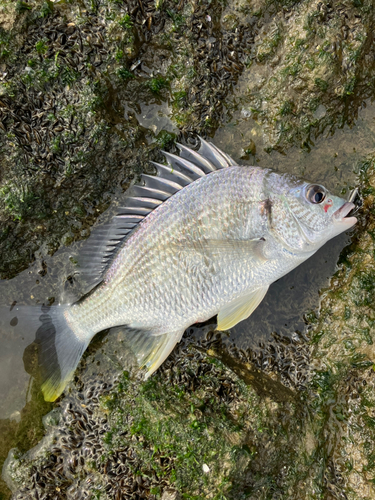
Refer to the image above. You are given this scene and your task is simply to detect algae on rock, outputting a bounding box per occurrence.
[0,329,311,499]
[0,0,254,279]
[2,0,375,499]
[4,158,375,500]
[226,0,375,151]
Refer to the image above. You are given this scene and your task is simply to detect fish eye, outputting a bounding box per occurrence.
[306,185,326,204]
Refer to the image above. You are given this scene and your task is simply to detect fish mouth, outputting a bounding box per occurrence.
[333,201,357,227]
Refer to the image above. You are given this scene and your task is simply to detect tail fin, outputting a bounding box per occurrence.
[10,305,89,402]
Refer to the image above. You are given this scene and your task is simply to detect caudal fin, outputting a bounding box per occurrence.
[11,305,89,402]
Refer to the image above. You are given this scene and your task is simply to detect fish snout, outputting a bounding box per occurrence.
[333,201,357,227]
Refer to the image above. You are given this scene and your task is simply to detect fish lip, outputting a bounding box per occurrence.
[333,201,357,226]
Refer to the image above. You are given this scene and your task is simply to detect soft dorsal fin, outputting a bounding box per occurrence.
[75,137,236,292]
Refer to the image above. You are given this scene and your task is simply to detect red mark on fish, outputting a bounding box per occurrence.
[324,199,333,213]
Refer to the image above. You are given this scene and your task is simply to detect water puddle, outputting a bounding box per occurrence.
[135,101,178,136]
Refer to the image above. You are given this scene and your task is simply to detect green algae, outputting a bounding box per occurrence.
[299,162,375,498]
[2,334,310,499]
[0,0,145,278]
[147,76,169,94]
[229,0,375,151]
[100,369,255,496]
[0,382,52,499]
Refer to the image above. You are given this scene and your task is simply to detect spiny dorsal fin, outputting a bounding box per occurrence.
[76,137,236,292]
[197,137,236,169]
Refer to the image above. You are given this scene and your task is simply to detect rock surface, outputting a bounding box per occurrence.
[1,0,375,499]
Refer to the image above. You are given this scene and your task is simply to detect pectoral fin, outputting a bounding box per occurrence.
[175,238,268,262]
[217,286,269,331]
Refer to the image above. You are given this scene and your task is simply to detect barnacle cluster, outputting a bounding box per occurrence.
[0,0,257,279]
[0,323,332,499]
[227,329,311,390]
[3,331,305,499]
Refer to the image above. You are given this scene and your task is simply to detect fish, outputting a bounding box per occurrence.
[11,138,357,401]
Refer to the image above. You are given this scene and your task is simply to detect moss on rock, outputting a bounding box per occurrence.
[230,0,375,151]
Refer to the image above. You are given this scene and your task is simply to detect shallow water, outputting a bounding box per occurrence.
[0,97,373,484]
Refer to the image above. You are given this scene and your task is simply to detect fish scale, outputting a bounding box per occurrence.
[67,167,269,334]
[14,138,356,401]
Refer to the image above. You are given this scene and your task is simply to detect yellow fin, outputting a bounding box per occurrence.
[144,331,184,377]
[125,328,185,378]
[217,286,269,331]
[36,306,90,402]
[42,370,78,403]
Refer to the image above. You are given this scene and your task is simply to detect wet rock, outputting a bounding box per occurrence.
[1,325,310,499]
[302,162,375,497]
[2,0,375,499]
[0,0,256,279]
[231,0,375,151]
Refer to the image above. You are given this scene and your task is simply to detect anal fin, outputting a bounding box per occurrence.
[125,328,185,378]
[217,286,269,331]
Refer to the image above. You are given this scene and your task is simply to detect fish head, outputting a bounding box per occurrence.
[267,174,357,253]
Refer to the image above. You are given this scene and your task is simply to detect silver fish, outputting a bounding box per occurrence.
[17,139,357,401]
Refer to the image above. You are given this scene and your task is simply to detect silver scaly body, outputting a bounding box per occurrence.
[69,167,306,339]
